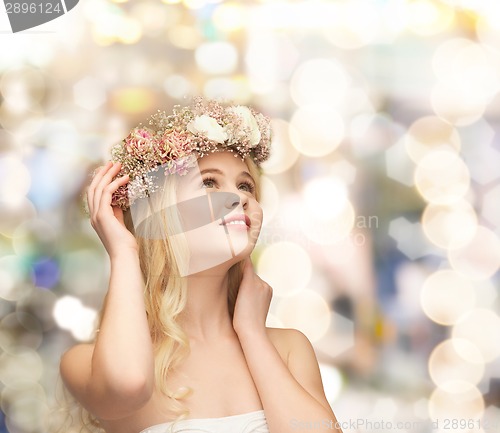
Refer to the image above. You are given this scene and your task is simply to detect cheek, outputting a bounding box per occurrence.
[249,202,263,226]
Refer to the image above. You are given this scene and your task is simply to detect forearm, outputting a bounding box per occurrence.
[239,332,342,433]
[91,250,154,394]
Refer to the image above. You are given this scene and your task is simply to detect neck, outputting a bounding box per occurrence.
[177,261,240,343]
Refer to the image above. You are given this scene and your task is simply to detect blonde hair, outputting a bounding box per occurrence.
[57,154,263,432]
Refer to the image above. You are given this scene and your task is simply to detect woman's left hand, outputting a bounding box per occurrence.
[232,257,273,339]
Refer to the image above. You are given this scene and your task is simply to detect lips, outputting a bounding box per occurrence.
[220,213,251,228]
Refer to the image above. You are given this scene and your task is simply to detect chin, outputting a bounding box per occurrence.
[180,221,259,276]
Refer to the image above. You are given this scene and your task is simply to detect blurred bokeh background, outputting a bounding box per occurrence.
[1,0,500,432]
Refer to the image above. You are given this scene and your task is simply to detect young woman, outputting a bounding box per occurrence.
[60,98,344,433]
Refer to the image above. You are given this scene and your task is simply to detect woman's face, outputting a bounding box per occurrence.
[173,150,263,276]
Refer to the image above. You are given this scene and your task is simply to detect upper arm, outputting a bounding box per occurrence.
[60,344,96,412]
[284,329,336,417]
[60,343,151,420]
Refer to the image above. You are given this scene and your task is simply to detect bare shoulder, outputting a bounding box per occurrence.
[265,326,310,346]
[265,327,311,366]
[63,342,95,355]
[60,343,94,392]
[266,327,335,417]
[60,343,94,370]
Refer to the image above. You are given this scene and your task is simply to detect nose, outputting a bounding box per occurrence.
[224,189,248,210]
[208,191,248,222]
[224,194,239,209]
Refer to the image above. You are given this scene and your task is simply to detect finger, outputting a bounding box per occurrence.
[93,162,121,211]
[97,173,129,216]
[246,256,254,270]
[87,162,112,214]
[88,161,113,215]
[241,256,255,280]
[91,175,127,228]
[93,162,123,216]
[90,161,113,190]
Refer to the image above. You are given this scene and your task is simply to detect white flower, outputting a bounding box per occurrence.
[187,115,228,144]
[228,106,261,146]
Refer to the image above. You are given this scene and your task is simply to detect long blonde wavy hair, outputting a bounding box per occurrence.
[53,153,263,432]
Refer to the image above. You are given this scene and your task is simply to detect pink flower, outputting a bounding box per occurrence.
[163,154,197,176]
[124,128,154,157]
[156,130,192,163]
[111,184,130,210]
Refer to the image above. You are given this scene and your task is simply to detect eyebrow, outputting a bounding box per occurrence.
[199,168,255,182]
[200,168,223,176]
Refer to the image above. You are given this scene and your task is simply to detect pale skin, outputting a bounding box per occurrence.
[60,151,344,433]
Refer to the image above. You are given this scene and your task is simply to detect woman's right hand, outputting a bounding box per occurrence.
[86,161,138,259]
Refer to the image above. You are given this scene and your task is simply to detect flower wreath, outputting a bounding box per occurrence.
[107,97,272,210]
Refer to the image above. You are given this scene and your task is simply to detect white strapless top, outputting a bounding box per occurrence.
[139,410,269,433]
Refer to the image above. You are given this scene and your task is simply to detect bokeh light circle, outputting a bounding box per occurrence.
[0,197,37,238]
[407,0,455,36]
[448,226,500,280]
[16,286,57,332]
[404,116,460,164]
[256,242,312,297]
[290,58,350,107]
[477,10,500,51]
[289,105,345,157]
[433,38,500,102]
[350,113,398,157]
[261,119,300,174]
[0,155,31,204]
[12,218,58,258]
[31,256,60,289]
[53,295,98,341]
[422,200,478,250]
[0,348,43,389]
[0,66,61,114]
[203,77,251,101]
[319,363,343,403]
[420,270,475,326]
[452,308,500,362]
[323,0,380,49]
[59,249,107,296]
[164,75,193,100]
[433,38,472,82]
[265,312,284,329]
[319,236,358,266]
[110,87,156,115]
[414,149,470,205]
[195,42,238,75]
[300,200,355,245]
[0,255,32,302]
[2,385,49,431]
[431,83,487,126]
[213,2,247,32]
[428,339,484,391]
[431,38,492,126]
[276,290,331,342]
[303,176,348,221]
[0,312,43,352]
[259,175,280,227]
[429,383,484,424]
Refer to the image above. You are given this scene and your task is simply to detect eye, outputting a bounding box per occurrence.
[239,181,255,194]
[201,177,217,189]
